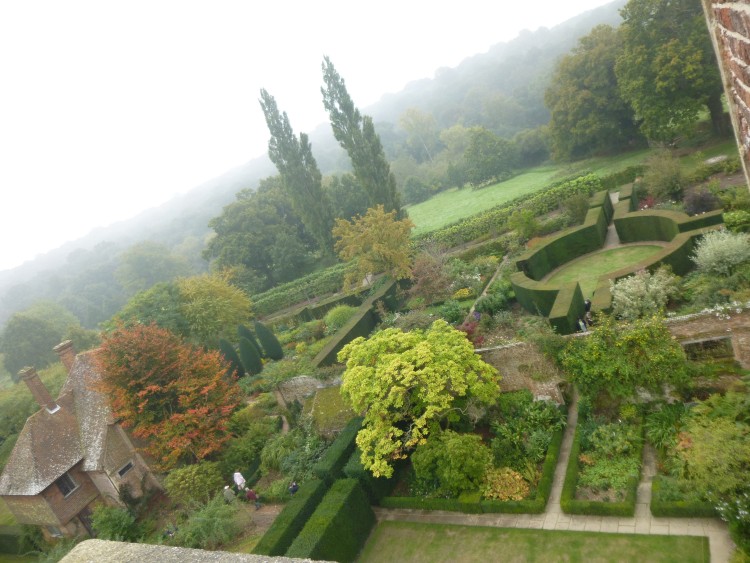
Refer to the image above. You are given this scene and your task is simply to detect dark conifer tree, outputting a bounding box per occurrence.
[219,339,245,379]
[238,324,264,358]
[254,320,284,361]
[238,337,264,376]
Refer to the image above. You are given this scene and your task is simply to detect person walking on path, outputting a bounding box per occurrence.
[233,469,246,491]
[223,485,235,504]
[246,487,261,509]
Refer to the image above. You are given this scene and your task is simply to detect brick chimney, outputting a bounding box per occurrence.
[19,367,60,414]
[53,340,76,373]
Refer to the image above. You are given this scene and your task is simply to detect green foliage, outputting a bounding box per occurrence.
[254,321,284,360]
[438,300,466,324]
[165,461,224,507]
[338,320,500,477]
[578,455,641,492]
[260,421,327,481]
[0,314,61,377]
[563,193,592,225]
[171,494,240,550]
[615,0,723,142]
[645,403,687,453]
[507,209,539,242]
[724,210,750,234]
[90,505,143,542]
[260,89,334,253]
[107,282,191,338]
[610,266,679,321]
[464,126,517,186]
[692,229,750,277]
[560,315,688,400]
[312,417,362,484]
[343,447,397,502]
[411,430,491,498]
[238,337,263,376]
[323,305,358,335]
[546,25,641,160]
[482,467,530,501]
[650,476,717,517]
[642,151,684,200]
[218,339,244,379]
[252,479,328,556]
[238,324,263,357]
[286,478,375,562]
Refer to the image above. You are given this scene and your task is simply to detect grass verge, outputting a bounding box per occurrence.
[358,521,710,563]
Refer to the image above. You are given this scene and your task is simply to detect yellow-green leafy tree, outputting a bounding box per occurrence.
[338,320,500,477]
[332,204,414,288]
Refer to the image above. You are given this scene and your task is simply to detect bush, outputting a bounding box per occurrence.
[610,267,679,321]
[171,494,240,550]
[323,305,359,335]
[482,467,529,501]
[218,339,244,379]
[252,479,328,556]
[91,505,143,542]
[286,479,375,563]
[255,321,284,360]
[312,417,362,484]
[684,189,720,215]
[165,461,224,507]
[650,476,717,517]
[238,337,263,376]
[724,210,750,233]
[643,151,683,199]
[438,300,466,324]
[692,229,750,277]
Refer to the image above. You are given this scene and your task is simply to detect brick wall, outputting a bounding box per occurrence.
[41,462,99,526]
[703,0,750,183]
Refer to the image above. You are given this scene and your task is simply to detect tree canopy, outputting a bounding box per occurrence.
[615,0,724,142]
[332,205,414,287]
[338,320,500,477]
[97,323,242,470]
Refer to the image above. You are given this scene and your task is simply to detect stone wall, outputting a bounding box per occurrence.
[703,1,750,183]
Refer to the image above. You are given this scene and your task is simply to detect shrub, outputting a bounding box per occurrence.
[286,479,375,563]
[252,479,328,556]
[391,310,436,331]
[172,494,240,550]
[219,422,276,478]
[90,505,143,542]
[438,300,466,324]
[724,210,750,233]
[238,337,263,376]
[563,193,590,225]
[692,229,750,277]
[452,287,474,300]
[578,456,641,492]
[411,431,492,497]
[164,461,224,507]
[324,305,359,335]
[474,293,510,317]
[643,151,683,199]
[255,321,284,360]
[238,324,264,357]
[218,339,244,379]
[482,467,530,501]
[610,267,679,321]
[684,189,720,215]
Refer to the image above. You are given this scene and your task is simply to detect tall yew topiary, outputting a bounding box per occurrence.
[254,321,283,360]
[219,339,245,379]
[238,337,263,376]
[238,324,264,358]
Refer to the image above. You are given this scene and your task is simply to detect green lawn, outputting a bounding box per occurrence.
[358,521,710,563]
[0,556,35,563]
[545,245,664,298]
[407,149,655,236]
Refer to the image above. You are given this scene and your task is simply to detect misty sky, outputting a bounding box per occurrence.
[0,0,614,272]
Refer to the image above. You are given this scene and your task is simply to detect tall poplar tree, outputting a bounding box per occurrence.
[321,57,403,217]
[259,89,334,253]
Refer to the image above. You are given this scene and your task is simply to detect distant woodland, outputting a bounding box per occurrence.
[0,0,727,377]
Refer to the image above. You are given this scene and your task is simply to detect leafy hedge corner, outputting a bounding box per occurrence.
[251,478,327,556]
[312,416,363,485]
[560,425,641,517]
[650,476,717,518]
[286,478,375,563]
[343,447,398,503]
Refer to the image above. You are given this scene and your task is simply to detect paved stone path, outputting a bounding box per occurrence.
[373,390,736,562]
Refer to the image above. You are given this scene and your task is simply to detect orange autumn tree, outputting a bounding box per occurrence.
[96,323,242,470]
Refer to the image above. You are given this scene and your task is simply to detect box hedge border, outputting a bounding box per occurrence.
[379,425,565,514]
[252,478,328,556]
[650,476,718,518]
[560,424,642,517]
[312,417,363,485]
[286,478,375,563]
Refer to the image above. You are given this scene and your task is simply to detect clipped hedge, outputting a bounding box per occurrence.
[560,425,641,517]
[0,526,21,555]
[252,479,328,556]
[509,273,561,318]
[313,417,363,485]
[650,476,717,518]
[286,479,375,563]
[343,448,398,503]
[312,279,397,367]
[549,282,585,336]
[252,263,353,318]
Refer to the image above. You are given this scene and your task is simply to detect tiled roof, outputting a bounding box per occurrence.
[0,351,114,496]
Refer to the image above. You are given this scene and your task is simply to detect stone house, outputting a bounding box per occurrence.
[0,341,159,538]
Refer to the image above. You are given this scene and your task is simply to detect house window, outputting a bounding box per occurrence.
[117,461,134,478]
[55,472,78,498]
[46,525,63,538]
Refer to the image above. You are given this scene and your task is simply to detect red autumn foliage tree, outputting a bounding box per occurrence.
[96,323,242,470]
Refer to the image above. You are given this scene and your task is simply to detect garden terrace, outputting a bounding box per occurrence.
[511,186,725,334]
